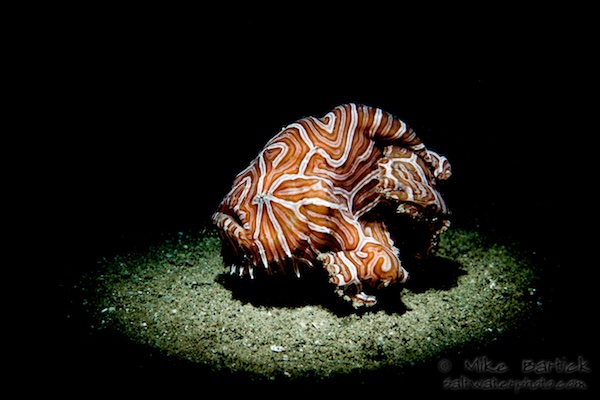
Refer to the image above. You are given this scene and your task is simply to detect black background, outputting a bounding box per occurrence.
[31,8,594,395]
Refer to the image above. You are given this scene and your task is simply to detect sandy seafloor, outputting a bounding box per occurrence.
[71,226,543,388]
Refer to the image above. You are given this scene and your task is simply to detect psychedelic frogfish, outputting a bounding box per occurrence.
[213,104,451,307]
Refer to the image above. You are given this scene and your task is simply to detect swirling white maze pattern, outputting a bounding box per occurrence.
[213,104,451,306]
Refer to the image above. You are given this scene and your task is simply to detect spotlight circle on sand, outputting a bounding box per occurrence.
[84,228,541,382]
